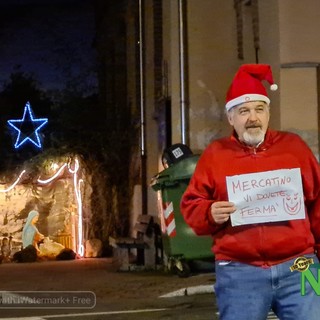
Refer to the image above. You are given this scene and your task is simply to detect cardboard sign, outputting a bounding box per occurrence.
[226,168,305,226]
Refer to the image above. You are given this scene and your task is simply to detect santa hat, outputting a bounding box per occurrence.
[225,64,278,111]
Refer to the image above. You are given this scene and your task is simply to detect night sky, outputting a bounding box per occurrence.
[0,0,97,94]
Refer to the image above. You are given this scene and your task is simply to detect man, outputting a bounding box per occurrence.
[180,64,320,319]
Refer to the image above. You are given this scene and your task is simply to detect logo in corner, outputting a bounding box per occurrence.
[290,256,314,272]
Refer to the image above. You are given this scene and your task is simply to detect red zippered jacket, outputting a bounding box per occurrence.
[180,129,320,266]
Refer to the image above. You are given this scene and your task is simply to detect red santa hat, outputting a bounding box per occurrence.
[225,64,278,111]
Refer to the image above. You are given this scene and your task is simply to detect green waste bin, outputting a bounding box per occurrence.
[151,154,214,277]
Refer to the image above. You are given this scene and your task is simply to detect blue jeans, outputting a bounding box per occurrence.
[214,255,320,320]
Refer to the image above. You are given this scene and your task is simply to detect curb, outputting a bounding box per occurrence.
[159,284,215,298]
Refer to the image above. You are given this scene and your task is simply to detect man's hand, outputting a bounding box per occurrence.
[211,201,236,224]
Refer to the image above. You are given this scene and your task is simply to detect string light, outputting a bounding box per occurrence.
[10,158,84,257]
[0,170,26,193]
[37,164,67,184]
[5,100,84,256]
[7,101,48,149]
[68,158,84,256]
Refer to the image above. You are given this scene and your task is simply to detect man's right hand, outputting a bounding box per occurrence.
[210,201,236,224]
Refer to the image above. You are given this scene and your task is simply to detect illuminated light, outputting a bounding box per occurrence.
[7,101,48,149]
[37,158,85,256]
[68,159,79,174]
[0,158,85,257]
[52,163,59,171]
[37,164,67,184]
[78,244,84,257]
[0,170,26,193]
[68,158,84,257]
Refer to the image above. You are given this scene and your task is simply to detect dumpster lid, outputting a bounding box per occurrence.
[162,143,193,168]
[150,154,199,189]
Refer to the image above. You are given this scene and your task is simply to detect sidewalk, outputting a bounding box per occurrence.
[0,258,216,302]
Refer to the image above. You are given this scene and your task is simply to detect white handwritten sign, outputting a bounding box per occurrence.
[226,168,305,226]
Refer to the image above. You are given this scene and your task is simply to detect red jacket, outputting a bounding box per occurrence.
[180,129,320,266]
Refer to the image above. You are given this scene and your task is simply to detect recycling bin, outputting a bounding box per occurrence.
[151,154,214,277]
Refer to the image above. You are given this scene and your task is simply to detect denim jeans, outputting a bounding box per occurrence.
[214,255,320,320]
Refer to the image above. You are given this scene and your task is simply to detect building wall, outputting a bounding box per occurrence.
[144,0,160,219]
[278,0,320,156]
[279,0,320,63]
[138,0,320,246]
[156,0,320,158]
[161,0,281,155]
[258,0,280,129]
[187,0,237,153]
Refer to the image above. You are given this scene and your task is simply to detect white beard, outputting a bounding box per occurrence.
[243,129,265,147]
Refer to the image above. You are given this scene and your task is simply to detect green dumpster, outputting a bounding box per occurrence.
[151,154,214,277]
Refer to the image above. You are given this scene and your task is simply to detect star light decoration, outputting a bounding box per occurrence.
[7,101,48,149]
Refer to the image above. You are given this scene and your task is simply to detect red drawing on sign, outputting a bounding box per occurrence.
[282,192,301,215]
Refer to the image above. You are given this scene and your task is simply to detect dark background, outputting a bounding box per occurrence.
[0,0,97,94]
[0,0,138,246]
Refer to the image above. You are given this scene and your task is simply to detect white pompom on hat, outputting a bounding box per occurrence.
[225,64,278,111]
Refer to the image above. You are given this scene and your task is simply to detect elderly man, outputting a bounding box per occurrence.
[180,64,320,320]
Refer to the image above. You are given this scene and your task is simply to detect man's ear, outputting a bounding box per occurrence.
[227,111,234,126]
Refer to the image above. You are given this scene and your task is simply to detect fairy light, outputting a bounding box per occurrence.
[0,157,85,259]
[37,164,67,184]
[36,158,84,257]
[67,158,79,174]
[68,158,84,257]
[52,163,59,171]
[0,170,26,193]
[7,101,48,149]
[75,179,84,257]
[0,158,85,257]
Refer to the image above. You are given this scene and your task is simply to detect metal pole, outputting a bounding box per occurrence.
[178,0,189,145]
[139,0,148,217]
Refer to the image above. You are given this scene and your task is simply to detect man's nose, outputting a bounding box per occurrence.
[248,110,258,120]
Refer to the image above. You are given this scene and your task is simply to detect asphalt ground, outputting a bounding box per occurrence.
[0,257,217,319]
[0,258,280,319]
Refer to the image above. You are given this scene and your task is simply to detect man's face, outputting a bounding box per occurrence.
[227,101,270,146]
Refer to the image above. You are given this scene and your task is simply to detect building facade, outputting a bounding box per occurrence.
[134,0,320,227]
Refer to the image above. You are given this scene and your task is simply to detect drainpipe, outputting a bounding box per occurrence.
[178,0,189,145]
[139,0,148,216]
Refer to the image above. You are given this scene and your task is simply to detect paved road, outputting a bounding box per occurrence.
[0,294,217,319]
[0,258,279,320]
[0,295,279,320]
[0,258,217,319]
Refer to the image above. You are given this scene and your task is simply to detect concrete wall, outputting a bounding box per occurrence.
[133,0,320,267]
[278,0,320,156]
[139,0,320,233]
[157,0,320,158]
[280,65,319,156]
[279,0,320,63]
[161,0,281,154]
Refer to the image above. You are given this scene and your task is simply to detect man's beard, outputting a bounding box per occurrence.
[243,128,265,146]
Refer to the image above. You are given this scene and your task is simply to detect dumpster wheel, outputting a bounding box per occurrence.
[170,258,191,278]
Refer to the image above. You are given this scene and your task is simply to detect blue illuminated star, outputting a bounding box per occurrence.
[7,101,48,149]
